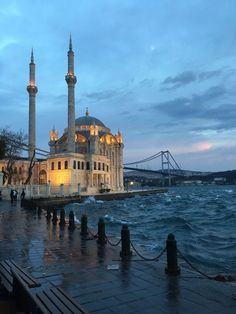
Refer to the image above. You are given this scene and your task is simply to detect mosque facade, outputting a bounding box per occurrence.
[0,39,124,194]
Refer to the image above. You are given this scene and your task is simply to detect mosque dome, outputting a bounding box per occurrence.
[75,115,106,128]
[74,109,111,138]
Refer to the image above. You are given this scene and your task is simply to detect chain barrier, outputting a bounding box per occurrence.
[177,249,216,280]
[87,227,98,238]
[130,241,166,261]
[106,236,121,247]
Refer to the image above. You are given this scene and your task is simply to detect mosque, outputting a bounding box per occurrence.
[0,38,124,195]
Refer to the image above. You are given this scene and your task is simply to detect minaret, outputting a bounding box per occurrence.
[27,49,38,160]
[65,36,77,152]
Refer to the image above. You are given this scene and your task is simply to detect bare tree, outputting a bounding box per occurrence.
[0,128,27,185]
[24,150,36,185]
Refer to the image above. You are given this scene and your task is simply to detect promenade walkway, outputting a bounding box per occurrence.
[0,200,235,313]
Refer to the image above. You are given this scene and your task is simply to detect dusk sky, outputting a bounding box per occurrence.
[1,0,236,171]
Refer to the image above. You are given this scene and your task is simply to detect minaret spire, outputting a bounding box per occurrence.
[27,49,38,160]
[69,34,72,51]
[65,36,77,152]
[31,48,34,63]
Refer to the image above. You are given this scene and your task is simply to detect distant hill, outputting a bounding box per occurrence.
[124,169,236,185]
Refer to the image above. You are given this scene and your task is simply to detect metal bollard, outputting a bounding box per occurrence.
[46,208,51,221]
[97,218,106,245]
[80,214,88,237]
[59,208,66,227]
[120,224,132,258]
[68,210,75,230]
[52,208,58,224]
[165,233,180,275]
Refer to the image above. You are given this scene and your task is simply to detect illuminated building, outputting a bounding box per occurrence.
[0,38,124,195]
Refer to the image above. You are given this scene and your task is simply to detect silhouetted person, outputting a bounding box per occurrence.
[13,189,18,201]
[21,189,25,200]
[10,189,14,203]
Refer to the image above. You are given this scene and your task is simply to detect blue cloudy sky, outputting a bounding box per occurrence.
[1,0,236,171]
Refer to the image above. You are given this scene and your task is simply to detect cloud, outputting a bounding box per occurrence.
[162,71,196,89]
[139,78,155,88]
[161,69,223,90]
[198,69,222,80]
[154,85,226,119]
[84,89,119,101]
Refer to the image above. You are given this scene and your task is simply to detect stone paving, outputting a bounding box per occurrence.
[0,200,235,313]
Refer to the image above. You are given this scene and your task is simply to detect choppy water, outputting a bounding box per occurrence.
[65,186,236,275]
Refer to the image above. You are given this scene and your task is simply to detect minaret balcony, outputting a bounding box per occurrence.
[27,85,38,94]
[65,74,77,85]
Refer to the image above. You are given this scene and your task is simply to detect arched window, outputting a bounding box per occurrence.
[39,170,47,184]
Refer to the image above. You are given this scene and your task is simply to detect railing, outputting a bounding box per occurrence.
[0,183,82,200]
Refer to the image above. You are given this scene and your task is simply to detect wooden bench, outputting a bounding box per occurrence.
[12,268,89,314]
[0,259,40,293]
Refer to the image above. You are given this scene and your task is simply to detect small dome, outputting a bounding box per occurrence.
[75,116,106,128]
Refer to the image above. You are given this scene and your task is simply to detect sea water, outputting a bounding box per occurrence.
[65,185,236,275]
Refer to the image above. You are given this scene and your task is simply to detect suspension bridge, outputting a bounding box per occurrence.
[124,150,184,186]
[3,137,184,186]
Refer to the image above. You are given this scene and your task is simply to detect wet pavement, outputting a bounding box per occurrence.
[0,200,235,314]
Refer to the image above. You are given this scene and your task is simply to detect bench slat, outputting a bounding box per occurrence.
[43,288,72,314]
[12,269,49,314]
[0,262,13,292]
[52,287,88,314]
[0,276,12,293]
[0,259,40,289]
[11,265,40,288]
[37,290,62,314]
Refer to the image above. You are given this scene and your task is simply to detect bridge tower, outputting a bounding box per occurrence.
[161,151,171,186]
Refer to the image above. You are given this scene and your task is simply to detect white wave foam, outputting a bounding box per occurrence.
[104,214,128,225]
[96,200,104,204]
[83,196,96,204]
